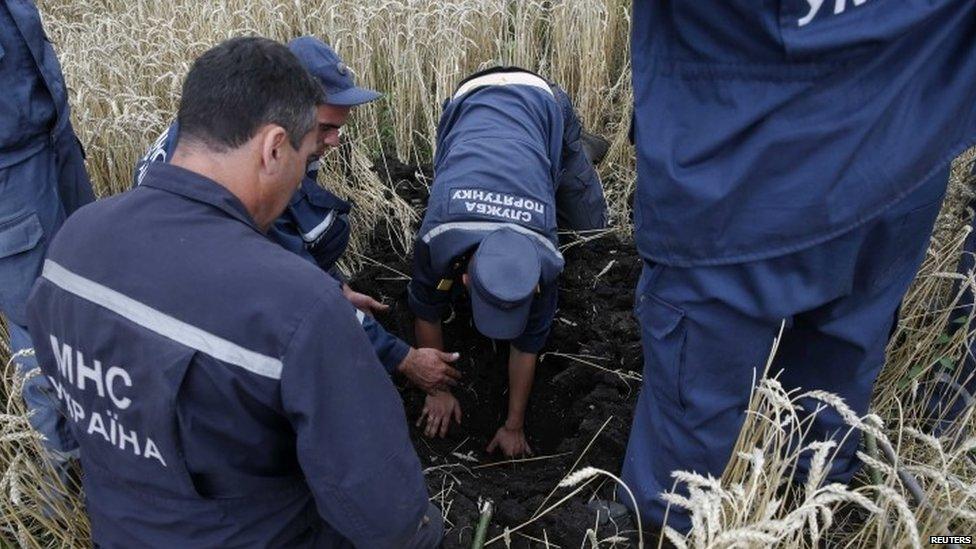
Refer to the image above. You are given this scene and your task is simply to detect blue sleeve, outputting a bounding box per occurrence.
[512,280,557,353]
[280,292,429,548]
[360,313,410,374]
[407,239,451,322]
[326,270,409,374]
[289,180,353,273]
[552,86,608,232]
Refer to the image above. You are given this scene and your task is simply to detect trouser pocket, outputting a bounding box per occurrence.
[0,145,65,325]
[0,210,45,325]
[635,264,687,411]
[866,167,948,292]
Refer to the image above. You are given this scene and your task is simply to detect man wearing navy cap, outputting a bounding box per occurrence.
[28,36,441,547]
[408,67,608,457]
[624,1,976,534]
[134,36,461,395]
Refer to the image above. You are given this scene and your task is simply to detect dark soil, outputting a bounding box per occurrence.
[350,157,645,547]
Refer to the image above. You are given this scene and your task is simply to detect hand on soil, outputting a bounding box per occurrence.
[487,425,533,458]
[399,348,461,394]
[418,391,462,438]
[342,287,390,317]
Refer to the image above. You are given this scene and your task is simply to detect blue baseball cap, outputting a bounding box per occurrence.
[287,36,382,106]
[468,229,542,340]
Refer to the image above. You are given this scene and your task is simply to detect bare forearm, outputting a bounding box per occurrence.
[505,347,537,429]
[415,317,444,350]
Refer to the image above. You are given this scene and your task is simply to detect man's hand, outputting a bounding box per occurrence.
[397,347,461,394]
[487,425,533,458]
[342,284,390,317]
[487,347,537,458]
[417,391,462,438]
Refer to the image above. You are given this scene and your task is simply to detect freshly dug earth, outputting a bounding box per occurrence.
[350,157,645,547]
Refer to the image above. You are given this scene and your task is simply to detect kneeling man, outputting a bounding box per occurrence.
[27,37,441,548]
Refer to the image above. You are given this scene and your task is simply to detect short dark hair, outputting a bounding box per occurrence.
[178,36,325,152]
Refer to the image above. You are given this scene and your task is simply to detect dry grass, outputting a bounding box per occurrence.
[36,0,635,269]
[0,348,89,548]
[1,1,973,547]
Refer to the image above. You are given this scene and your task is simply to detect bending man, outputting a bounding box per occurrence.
[409,67,608,457]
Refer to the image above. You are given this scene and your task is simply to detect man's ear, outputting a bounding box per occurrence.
[259,125,290,175]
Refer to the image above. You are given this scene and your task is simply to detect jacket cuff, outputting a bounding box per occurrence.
[382,338,411,375]
[407,285,446,323]
[511,332,547,354]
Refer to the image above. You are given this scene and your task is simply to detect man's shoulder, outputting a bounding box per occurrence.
[251,237,342,299]
[42,189,345,360]
[50,185,183,247]
[50,192,129,246]
[51,185,330,297]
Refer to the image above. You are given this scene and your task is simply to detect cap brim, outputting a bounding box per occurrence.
[325,86,383,106]
[470,284,532,341]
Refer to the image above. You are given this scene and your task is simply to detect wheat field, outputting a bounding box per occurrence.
[0,1,973,547]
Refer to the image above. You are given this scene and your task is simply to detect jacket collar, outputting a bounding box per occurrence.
[140,162,264,233]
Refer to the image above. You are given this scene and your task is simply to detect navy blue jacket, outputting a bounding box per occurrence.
[0,0,67,167]
[409,68,606,353]
[0,0,95,325]
[0,0,93,215]
[632,1,976,266]
[27,162,430,547]
[134,122,410,372]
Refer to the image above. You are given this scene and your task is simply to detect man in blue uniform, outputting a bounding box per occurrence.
[409,67,608,457]
[26,37,442,547]
[625,0,976,533]
[133,36,461,396]
[0,0,95,456]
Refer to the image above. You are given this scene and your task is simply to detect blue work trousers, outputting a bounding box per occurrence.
[0,125,92,453]
[623,166,950,532]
